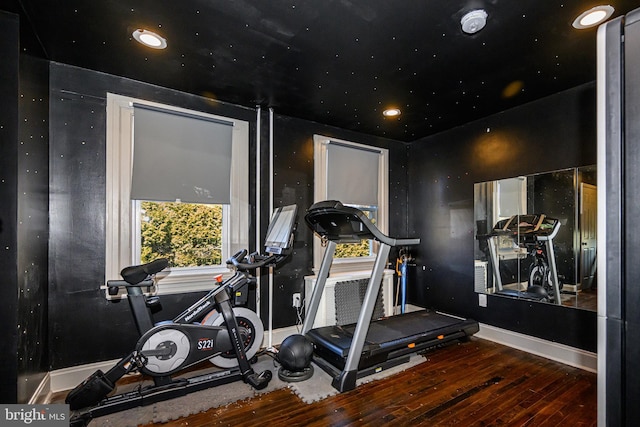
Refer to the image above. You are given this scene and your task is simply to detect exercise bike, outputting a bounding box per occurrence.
[66,204,298,426]
[527,241,563,302]
[480,214,563,304]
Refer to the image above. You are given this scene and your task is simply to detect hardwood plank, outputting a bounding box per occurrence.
[448,359,580,425]
[53,337,596,426]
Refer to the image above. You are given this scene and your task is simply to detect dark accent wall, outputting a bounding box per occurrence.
[601,10,640,425]
[47,63,257,369]
[0,10,20,404]
[268,114,409,328]
[529,171,576,284]
[622,14,640,424]
[407,83,598,352]
[17,54,50,402]
[46,62,408,369]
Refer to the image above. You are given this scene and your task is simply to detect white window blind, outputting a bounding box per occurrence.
[326,141,380,206]
[497,177,526,218]
[131,104,233,204]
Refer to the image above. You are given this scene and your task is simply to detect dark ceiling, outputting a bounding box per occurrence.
[5,0,640,142]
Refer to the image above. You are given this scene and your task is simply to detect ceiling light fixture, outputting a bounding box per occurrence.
[383,108,401,117]
[461,10,488,34]
[572,5,614,29]
[132,29,167,49]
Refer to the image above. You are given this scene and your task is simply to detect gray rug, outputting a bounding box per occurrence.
[87,354,427,426]
[288,354,426,404]
[88,356,286,426]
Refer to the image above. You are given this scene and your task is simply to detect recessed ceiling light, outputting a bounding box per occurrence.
[572,5,614,29]
[383,108,401,117]
[132,29,167,49]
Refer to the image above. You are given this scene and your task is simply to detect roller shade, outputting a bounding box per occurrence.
[497,177,525,217]
[131,104,233,204]
[326,142,380,206]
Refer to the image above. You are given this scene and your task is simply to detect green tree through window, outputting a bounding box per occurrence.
[335,240,371,258]
[334,206,376,258]
[140,201,223,267]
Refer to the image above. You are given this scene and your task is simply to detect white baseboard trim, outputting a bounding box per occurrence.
[29,373,51,404]
[49,358,124,393]
[476,323,597,373]
[266,325,301,348]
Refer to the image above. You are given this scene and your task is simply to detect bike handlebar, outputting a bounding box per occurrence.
[227,250,248,266]
[227,250,284,271]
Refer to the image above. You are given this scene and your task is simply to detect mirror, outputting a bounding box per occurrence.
[474,166,597,311]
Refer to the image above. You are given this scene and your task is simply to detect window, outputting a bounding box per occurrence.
[137,201,225,267]
[494,176,527,259]
[333,206,377,258]
[105,94,249,298]
[313,134,388,273]
[495,176,527,221]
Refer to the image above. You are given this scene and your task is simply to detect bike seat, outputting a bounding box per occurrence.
[121,258,169,284]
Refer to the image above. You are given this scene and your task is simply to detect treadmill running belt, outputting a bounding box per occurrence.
[340,310,464,344]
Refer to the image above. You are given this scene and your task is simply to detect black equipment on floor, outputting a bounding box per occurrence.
[66,205,297,427]
[301,200,479,392]
[277,334,315,382]
[483,214,562,304]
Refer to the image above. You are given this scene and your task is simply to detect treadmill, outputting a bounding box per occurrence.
[302,200,479,392]
[483,214,562,304]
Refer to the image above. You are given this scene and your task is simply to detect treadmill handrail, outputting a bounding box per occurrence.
[304,200,420,246]
[489,214,559,241]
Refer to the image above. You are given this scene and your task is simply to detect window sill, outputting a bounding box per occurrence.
[104,266,234,300]
[312,257,378,276]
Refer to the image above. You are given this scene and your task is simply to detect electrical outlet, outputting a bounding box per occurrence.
[292,292,301,308]
[478,293,487,308]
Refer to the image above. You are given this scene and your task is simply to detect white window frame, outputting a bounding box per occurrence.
[494,176,528,260]
[495,176,527,222]
[105,93,249,298]
[313,134,389,274]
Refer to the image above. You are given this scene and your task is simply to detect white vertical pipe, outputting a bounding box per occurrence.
[255,106,261,318]
[268,107,275,349]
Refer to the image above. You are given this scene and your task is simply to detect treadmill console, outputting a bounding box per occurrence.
[304,200,420,247]
[304,200,374,243]
[492,214,560,243]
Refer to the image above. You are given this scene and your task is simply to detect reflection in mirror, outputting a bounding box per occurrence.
[474,166,597,311]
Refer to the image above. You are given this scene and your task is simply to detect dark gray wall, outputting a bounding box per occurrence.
[407,83,597,352]
[46,62,408,368]
[601,11,640,425]
[17,54,50,402]
[622,14,640,424]
[0,10,20,404]
[0,12,49,405]
[529,171,577,285]
[47,63,257,369]
[268,114,409,328]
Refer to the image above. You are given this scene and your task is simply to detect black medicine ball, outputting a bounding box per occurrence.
[278,334,313,371]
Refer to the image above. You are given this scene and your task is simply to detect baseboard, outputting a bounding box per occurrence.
[49,358,124,394]
[266,325,301,349]
[476,323,597,373]
[29,372,51,404]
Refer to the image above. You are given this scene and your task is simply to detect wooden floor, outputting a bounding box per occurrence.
[562,288,598,312]
[135,338,596,427]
